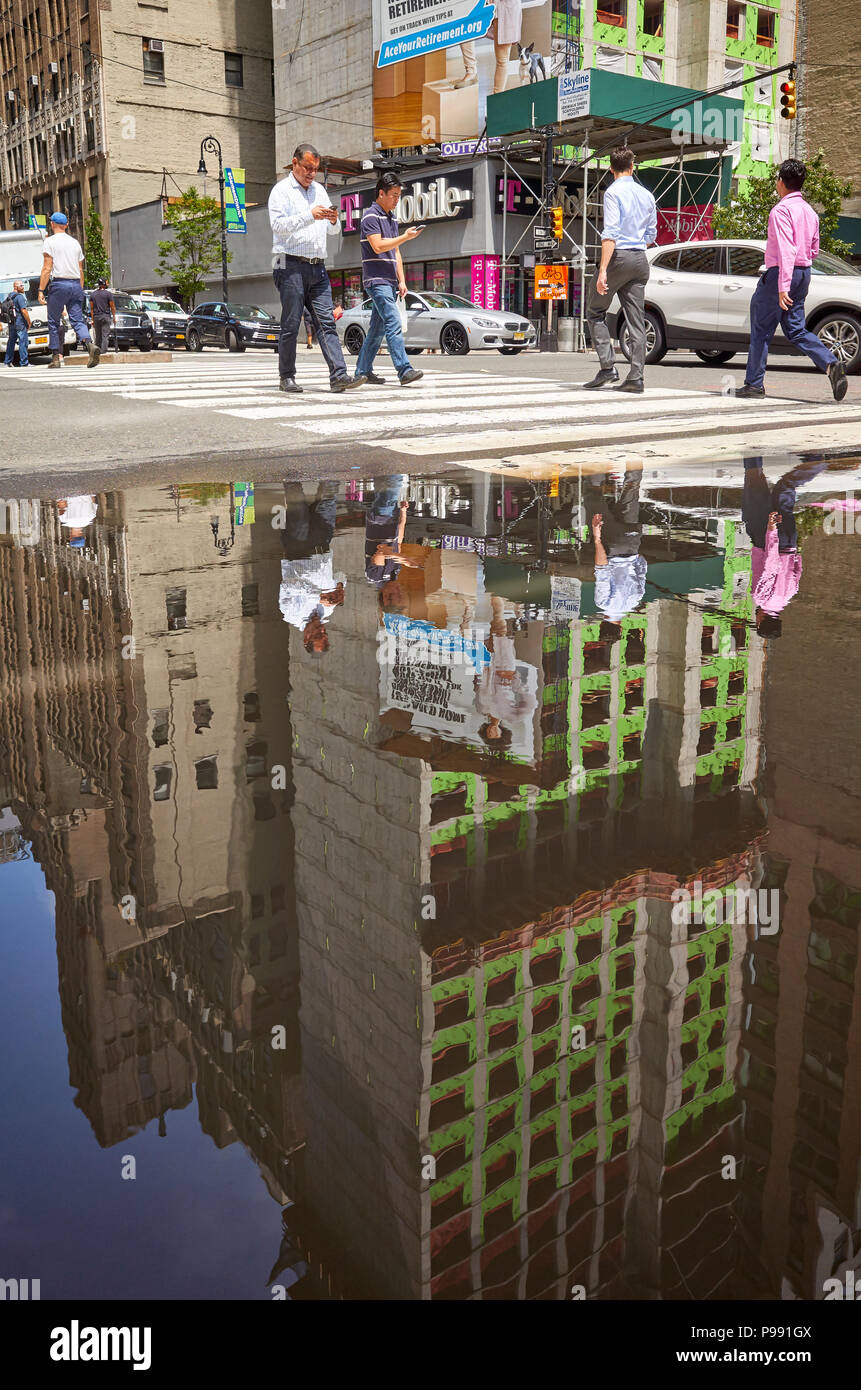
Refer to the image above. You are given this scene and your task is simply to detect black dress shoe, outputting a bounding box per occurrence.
[280,377,303,393]
[399,368,424,385]
[613,379,644,394]
[828,360,848,401]
[735,384,765,398]
[332,374,366,392]
[582,367,619,389]
[365,372,387,384]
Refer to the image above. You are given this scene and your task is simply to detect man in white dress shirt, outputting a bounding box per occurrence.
[268,142,365,395]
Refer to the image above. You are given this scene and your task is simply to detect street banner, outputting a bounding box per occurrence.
[28,214,47,233]
[372,0,553,148]
[534,264,568,300]
[233,483,255,525]
[225,167,246,234]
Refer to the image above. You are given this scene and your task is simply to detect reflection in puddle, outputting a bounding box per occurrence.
[0,458,859,1300]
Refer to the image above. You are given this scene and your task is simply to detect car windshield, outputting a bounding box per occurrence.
[0,275,40,304]
[139,299,182,313]
[230,304,271,320]
[811,251,861,277]
[111,294,139,311]
[419,293,477,310]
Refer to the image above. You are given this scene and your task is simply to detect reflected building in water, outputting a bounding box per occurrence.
[0,487,301,1199]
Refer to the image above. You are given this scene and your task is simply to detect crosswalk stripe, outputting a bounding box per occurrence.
[258,392,801,434]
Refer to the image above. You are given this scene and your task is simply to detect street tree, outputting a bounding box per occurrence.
[83,202,111,287]
[713,150,854,259]
[154,187,230,308]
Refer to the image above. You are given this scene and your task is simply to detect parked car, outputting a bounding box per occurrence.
[185,302,280,352]
[83,290,154,351]
[337,290,537,356]
[606,239,861,373]
[0,272,76,360]
[135,292,188,347]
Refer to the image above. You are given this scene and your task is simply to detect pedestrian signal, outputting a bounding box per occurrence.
[779,80,796,119]
[552,206,564,240]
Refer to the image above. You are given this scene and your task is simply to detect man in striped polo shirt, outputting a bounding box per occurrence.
[354,171,424,386]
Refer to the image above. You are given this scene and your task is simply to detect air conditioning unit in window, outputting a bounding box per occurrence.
[7,92,15,102]
[149,38,165,52]
[31,75,39,86]
[49,63,58,74]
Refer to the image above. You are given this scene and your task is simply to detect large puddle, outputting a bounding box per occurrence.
[1,456,859,1300]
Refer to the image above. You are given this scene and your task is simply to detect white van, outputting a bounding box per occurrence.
[0,227,77,361]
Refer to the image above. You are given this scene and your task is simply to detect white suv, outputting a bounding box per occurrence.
[609,239,861,374]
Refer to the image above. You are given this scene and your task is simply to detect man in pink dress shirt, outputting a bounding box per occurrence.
[737,160,848,402]
[742,454,832,637]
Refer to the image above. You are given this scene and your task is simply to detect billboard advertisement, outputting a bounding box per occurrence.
[372,0,554,150]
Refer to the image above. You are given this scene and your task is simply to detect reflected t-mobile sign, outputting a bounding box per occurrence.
[340,171,474,234]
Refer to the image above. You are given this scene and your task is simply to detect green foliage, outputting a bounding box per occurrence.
[713,150,854,258]
[83,203,111,287]
[176,483,230,506]
[155,187,230,308]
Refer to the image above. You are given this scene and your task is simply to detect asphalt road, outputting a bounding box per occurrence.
[1,344,858,497]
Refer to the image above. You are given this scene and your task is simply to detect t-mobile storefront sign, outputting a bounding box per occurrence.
[471,254,501,310]
[340,170,474,233]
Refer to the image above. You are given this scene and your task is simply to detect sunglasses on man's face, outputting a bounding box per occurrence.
[295,161,319,175]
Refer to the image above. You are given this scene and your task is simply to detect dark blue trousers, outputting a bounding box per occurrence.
[46,278,91,353]
[744,266,836,388]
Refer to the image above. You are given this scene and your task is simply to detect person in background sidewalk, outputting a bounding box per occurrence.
[737,160,847,402]
[303,310,315,350]
[37,211,99,369]
[584,146,657,395]
[268,143,365,395]
[354,172,424,386]
[89,279,116,353]
[3,280,30,367]
[741,455,832,636]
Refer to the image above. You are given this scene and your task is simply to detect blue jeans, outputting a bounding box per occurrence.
[745,266,836,387]
[365,475,407,519]
[4,320,28,365]
[46,279,91,353]
[355,282,411,379]
[742,456,832,551]
[274,261,347,384]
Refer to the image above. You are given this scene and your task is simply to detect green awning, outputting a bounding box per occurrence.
[487,68,745,163]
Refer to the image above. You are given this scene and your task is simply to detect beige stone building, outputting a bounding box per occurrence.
[796,0,861,216]
[0,0,274,252]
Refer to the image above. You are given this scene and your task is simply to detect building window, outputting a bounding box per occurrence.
[241,582,259,616]
[224,52,243,88]
[142,38,165,83]
[755,7,775,48]
[596,1,625,26]
[193,698,212,733]
[642,55,662,81]
[195,757,218,790]
[726,2,745,41]
[89,176,99,212]
[154,765,172,801]
[642,1,664,37]
[152,709,169,746]
[243,691,261,722]
[165,587,187,630]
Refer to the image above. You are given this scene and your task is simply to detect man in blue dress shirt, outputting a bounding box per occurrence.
[583,146,657,395]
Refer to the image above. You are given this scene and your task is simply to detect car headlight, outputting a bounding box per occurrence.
[471,316,498,328]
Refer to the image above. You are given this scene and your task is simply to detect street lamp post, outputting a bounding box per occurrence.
[197,135,229,303]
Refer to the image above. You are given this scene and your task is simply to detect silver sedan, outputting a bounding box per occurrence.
[337,290,537,356]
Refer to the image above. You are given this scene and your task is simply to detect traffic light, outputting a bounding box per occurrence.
[780,78,797,119]
[551,205,564,240]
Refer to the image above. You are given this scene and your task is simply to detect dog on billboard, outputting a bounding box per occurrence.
[517,43,546,84]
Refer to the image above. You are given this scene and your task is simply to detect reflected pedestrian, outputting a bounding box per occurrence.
[364,475,425,585]
[268,143,365,395]
[585,470,647,619]
[57,495,98,548]
[742,455,832,635]
[474,595,536,747]
[278,481,346,655]
[37,211,99,369]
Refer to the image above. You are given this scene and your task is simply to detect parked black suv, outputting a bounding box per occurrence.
[185,302,280,352]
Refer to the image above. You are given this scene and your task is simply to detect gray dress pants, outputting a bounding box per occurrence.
[587,248,651,382]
